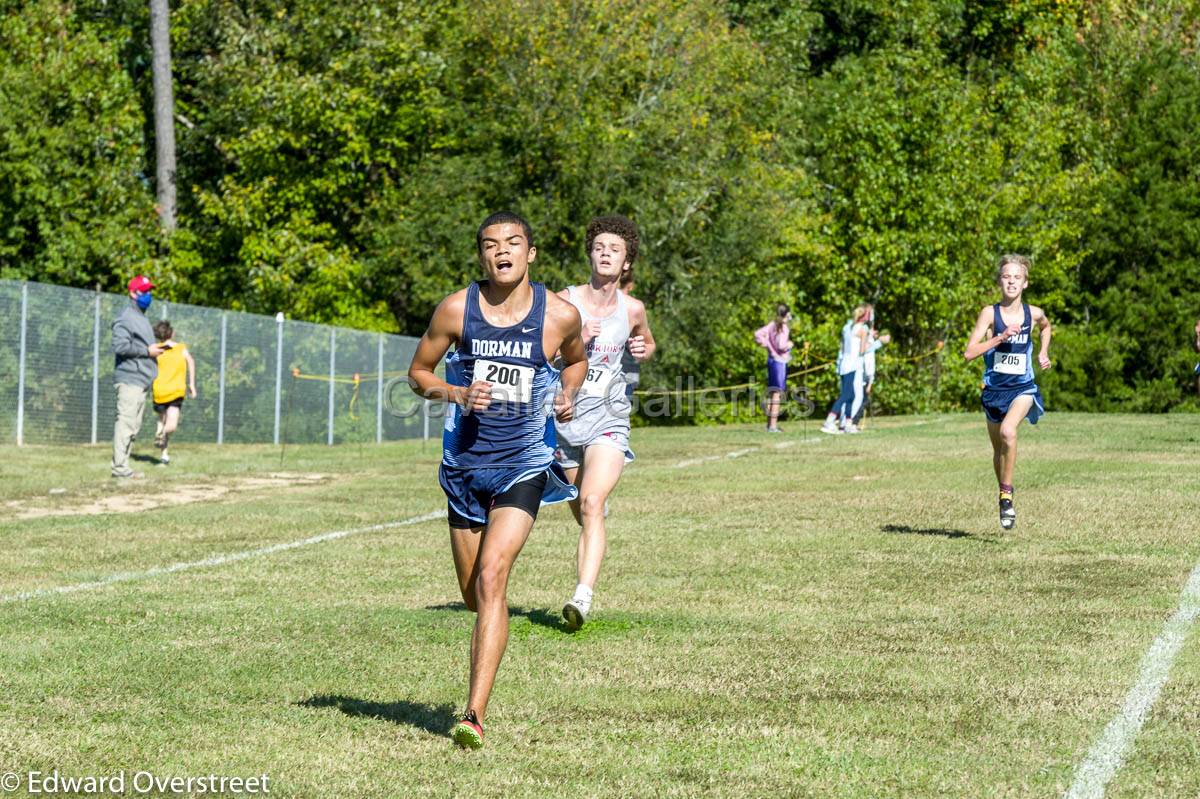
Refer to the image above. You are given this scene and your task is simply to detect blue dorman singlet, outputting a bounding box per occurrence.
[442,281,560,469]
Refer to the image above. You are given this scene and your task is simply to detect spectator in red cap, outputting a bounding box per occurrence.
[111,275,165,478]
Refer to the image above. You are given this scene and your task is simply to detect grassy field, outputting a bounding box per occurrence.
[1,413,1198,798]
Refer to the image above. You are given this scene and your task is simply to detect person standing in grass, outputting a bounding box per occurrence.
[555,215,656,631]
[407,211,587,749]
[755,304,793,433]
[150,320,197,466]
[852,314,892,429]
[821,304,871,435]
[111,275,165,479]
[963,254,1052,531]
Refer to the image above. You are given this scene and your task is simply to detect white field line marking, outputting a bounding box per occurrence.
[1064,561,1200,799]
[671,420,922,467]
[1,510,447,604]
[673,446,761,468]
[774,436,827,449]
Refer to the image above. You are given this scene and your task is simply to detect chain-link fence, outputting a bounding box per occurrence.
[1,280,435,447]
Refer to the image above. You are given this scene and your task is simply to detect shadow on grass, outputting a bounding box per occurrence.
[510,606,569,632]
[424,602,469,612]
[881,523,993,542]
[425,602,570,632]
[130,453,162,465]
[296,695,455,735]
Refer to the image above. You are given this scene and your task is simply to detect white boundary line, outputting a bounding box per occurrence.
[1064,560,1200,799]
[669,415,943,468]
[674,446,760,468]
[1,510,447,604]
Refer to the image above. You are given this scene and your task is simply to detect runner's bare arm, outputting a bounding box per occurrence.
[184,349,198,398]
[626,296,656,362]
[1031,305,1053,370]
[557,286,601,343]
[408,290,491,411]
[545,294,586,421]
[964,307,1003,361]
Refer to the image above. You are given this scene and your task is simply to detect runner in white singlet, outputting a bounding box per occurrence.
[555,214,657,631]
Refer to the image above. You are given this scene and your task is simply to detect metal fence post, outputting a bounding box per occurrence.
[423,400,430,441]
[217,312,227,445]
[91,290,101,445]
[376,333,384,444]
[273,312,284,446]
[16,282,28,446]
[327,328,336,446]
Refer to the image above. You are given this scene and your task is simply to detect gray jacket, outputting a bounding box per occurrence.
[112,302,158,388]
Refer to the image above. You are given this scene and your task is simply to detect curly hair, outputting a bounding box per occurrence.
[153,320,174,342]
[585,214,640,266]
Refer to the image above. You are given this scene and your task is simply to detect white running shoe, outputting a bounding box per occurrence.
[842,423,860,434]
[820,421,843,435]
[562,597,591,631]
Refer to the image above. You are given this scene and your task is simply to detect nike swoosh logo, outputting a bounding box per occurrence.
[521,327,536,333]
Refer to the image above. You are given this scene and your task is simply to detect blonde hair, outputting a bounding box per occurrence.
[852,303,872,323]
[996,254,1030,282]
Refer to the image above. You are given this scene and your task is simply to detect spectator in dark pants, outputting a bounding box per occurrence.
[111,275,164,478]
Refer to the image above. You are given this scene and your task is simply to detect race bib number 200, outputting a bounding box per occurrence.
[994,351,1027,375]
[472,359,534,403]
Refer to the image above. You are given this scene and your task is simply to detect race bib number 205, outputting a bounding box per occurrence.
[473,359,534,403]
[994,351,1027,375]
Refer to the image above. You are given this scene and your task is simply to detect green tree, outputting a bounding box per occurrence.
[0,1,158,287]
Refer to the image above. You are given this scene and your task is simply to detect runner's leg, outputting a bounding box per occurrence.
[464,506,535,721]
[998,394,1034,487]
[575,444,626,590]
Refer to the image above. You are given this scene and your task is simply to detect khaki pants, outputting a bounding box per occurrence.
[111,383,148,476]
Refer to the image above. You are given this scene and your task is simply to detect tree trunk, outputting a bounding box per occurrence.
[149,0,177,232]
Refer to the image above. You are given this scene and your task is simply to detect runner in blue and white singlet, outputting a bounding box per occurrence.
[980,302,1044,426]
[407,212,588,749]
[442,280,572,492]
[555,214,657,632]
[964,254,1053,531]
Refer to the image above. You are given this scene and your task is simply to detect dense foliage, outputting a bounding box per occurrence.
[2,0,1198,415]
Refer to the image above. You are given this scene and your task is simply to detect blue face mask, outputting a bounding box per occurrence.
[136,291,152,311]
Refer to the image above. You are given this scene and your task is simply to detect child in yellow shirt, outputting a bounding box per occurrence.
[151,320,197,465]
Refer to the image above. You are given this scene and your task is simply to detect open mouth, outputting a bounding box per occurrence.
[496,260,513,271]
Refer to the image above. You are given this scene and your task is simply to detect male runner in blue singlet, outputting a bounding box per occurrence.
[964,254,1053,530]
[408,211,587,749]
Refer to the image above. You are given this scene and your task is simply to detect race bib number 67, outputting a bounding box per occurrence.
[473,359,533,403]
[580,366,616,398]
[994,352,1027,375]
